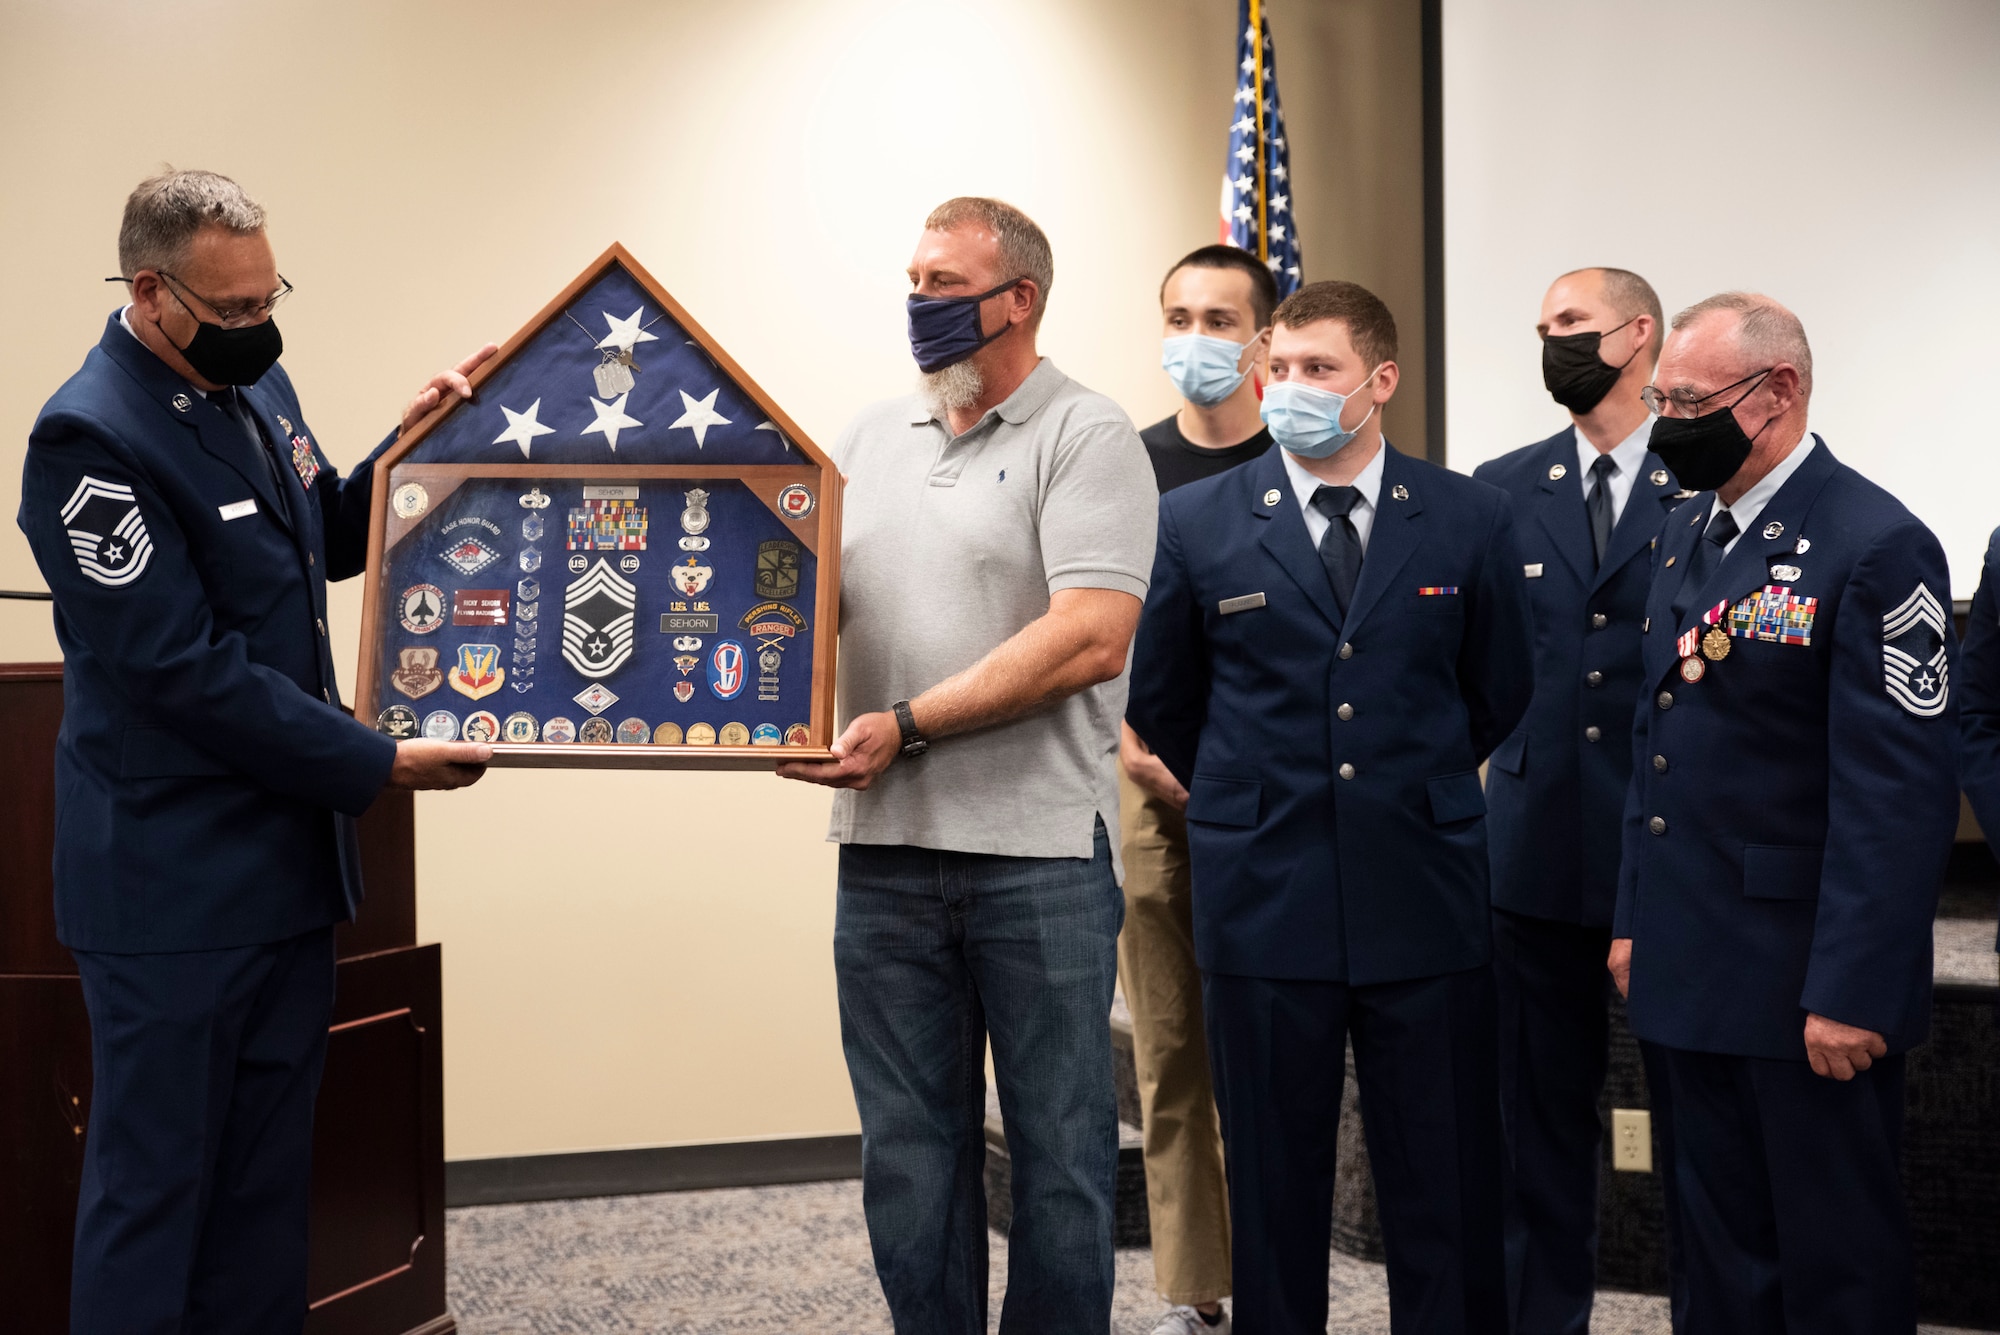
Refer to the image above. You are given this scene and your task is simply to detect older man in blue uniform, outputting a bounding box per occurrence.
[18,168,495,1334]
[1129,280,1533,1334]
[1612,292,1957,1334]
[1472,267,1687,1333]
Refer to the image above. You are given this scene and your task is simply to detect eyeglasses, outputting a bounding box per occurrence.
[105,271,294,328]
[1641,367,1771,418]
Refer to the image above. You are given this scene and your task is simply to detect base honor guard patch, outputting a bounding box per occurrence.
[60,475,153,587]
[1883,582,1949,717]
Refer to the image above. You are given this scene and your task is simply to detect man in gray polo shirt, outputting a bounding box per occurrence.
[781,196,1155,1332]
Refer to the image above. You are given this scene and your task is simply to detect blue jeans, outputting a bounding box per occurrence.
[835,820,1122,1334]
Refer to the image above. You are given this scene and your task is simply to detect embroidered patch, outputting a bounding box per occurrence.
[448,644,505,700]
[60,476,153,587]
[561,558,638,679]
[1883,583,1948,717]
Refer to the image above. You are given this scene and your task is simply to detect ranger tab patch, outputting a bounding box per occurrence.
[1883,582,1949,717]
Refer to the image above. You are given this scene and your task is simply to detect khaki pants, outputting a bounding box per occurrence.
[1117,769,1232,1305]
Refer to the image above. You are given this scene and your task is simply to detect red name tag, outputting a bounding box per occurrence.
[452,589,511,626]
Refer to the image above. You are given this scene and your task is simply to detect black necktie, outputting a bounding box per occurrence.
[1586,454,1617,566]
[1310,484,1364,616]
[1671,508,1740,624]
[221,387,285,495]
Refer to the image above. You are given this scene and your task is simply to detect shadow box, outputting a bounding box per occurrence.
[353,244,839,769]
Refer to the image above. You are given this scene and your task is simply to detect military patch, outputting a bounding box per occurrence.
[573,682,619,715]
[654,722,685,745]
[421,709,460,740]
[672,557,714,597]
[290,436,320,490]
[441,535,500,576]
[449,644,505,699]
[776,483,815,519]
[60,476,153,587]
[674,680,695,704]
[561,558,638,679]
[452,589,511,627]
[542,716,577,743]
[685,722,717,745]
[400,583,446,633]
[1883,582,1949,717]
[393,482,430,519]
[756,540,802,600]
[501,711,539,743]
[719,722,750,746]
[708,640,746,700]
[752,723,783,746]
[579,717,614,744]
[377,704,419,738]
[392,646,444,699]
[615,717,652,744]
[784,723,810,746]
[462,710,500,742]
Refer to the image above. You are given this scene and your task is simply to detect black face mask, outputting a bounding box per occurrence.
[1646,372,1775,492]
[162,310,284,386]
[1541,317,1636,414]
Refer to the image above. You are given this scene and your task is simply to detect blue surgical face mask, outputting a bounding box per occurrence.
[906,278,1024,373]
[1259,367,1383,458]
[1161,332,1259,406]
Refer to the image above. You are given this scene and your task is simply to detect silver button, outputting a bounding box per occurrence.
[1591,613,1607,629]
[1585,726,1602,742]
[1648,816,1667,835]
[1338,642,1354,660]
[1336,703,1354,721]
[1657,691,1674,710]
[1586,670,1603,687]
[1653,754,1668,773]
[316,618,326,636]
[1338,763,1356,780]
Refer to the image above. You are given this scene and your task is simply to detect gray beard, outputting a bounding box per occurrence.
[918,360,984,417]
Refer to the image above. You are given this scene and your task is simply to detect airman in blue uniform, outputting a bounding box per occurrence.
[17,169,494,1334]
[1612,292,1957,1334]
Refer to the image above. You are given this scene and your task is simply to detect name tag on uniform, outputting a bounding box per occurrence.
[218,499,258,521]
[1524,563,1544,578]
[1218,592,1266,615]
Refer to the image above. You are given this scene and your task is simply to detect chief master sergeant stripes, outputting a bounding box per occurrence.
[18,168,495,1335]
[1611,292,1958,1334]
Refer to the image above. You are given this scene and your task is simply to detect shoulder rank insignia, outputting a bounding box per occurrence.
[1883,582,1949,717]
[561,558,638,679]
[60,476,153,587]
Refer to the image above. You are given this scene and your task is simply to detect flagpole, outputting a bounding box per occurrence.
[1251,0,1267,263]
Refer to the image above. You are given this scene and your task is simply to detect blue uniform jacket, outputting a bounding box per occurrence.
[1955,523,2000,948]
[1473,428,1683,926]
[17,313,399,954]
[1126,443,1534,984]
[1614,438,1958,1059]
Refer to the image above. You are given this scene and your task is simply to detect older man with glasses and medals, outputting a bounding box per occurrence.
[1610,292,1958,1334]
[18,168,496,1334]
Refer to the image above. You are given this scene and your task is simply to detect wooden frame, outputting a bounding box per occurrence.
[353,245,840,769]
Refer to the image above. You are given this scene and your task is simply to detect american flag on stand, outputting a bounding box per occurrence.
[1220,0,1302,297]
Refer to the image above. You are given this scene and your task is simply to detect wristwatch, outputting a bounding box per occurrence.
[892,700,929,759]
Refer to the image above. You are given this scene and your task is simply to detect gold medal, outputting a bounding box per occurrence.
[1679,655,1706,683]
[1702,626,1731,661]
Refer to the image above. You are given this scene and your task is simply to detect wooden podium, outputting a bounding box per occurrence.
[0,663,451,1335]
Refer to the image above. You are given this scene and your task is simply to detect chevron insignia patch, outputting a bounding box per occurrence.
[1883,583,1948,717]
[562,557,638,679]
[60,475,153,587]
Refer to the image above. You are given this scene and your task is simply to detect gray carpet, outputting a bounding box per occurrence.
[442,1179,1998,1333]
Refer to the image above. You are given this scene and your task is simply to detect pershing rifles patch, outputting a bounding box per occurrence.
[1883,582,1949,717]
[60,476,153,587]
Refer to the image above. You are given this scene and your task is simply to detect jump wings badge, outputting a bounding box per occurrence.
[562,558,639,679]
[449,644,505,700]
[60,476,153,588]
[1883,582,1949,717]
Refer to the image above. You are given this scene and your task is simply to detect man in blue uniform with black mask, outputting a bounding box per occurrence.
[18,168,496,1334]
[1472,267,1688,1334]
[1611,292,1957,1334]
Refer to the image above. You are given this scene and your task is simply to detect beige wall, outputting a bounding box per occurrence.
[0,0,1425,1159]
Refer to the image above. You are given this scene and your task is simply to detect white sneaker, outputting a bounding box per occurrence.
[1149,1306,1230,1335]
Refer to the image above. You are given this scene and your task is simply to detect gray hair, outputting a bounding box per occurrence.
[118,168,267,278]
[924,196,1054,327]
[1671,291,1813,397]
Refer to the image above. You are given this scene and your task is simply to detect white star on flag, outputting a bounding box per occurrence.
[582,393,643,452]
[669,389,731,448]
[596,309,660,354]
[493,399,556,459]
[755,420,790,452]
[1271,192,1289,213]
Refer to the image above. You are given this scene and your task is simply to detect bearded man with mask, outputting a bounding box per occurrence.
[1127,280,1532,1334]
[1120,243,1279,1335]
[1469,267,1690,1334]
[779,196,1155,1332]
[17,168,495,1333]
[1610,293,1957,1333]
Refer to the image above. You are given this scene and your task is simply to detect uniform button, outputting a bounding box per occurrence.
[1653,754,1668,773]
[1585,726,1602,742]
[1338,763,1356,780]
[1657,691,1674,710]
[316,618,326,636]
[1336,703,1354,721]
[1586,670,1604,687]
[1591,613,1607,629]
[1338,642,1354,660]
[1648,816,1667,835]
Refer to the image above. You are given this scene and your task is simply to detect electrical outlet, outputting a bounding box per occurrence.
[1611,1108,1653,1172]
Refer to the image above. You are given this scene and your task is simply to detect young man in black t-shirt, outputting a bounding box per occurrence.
[1121,245,1276,1335]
